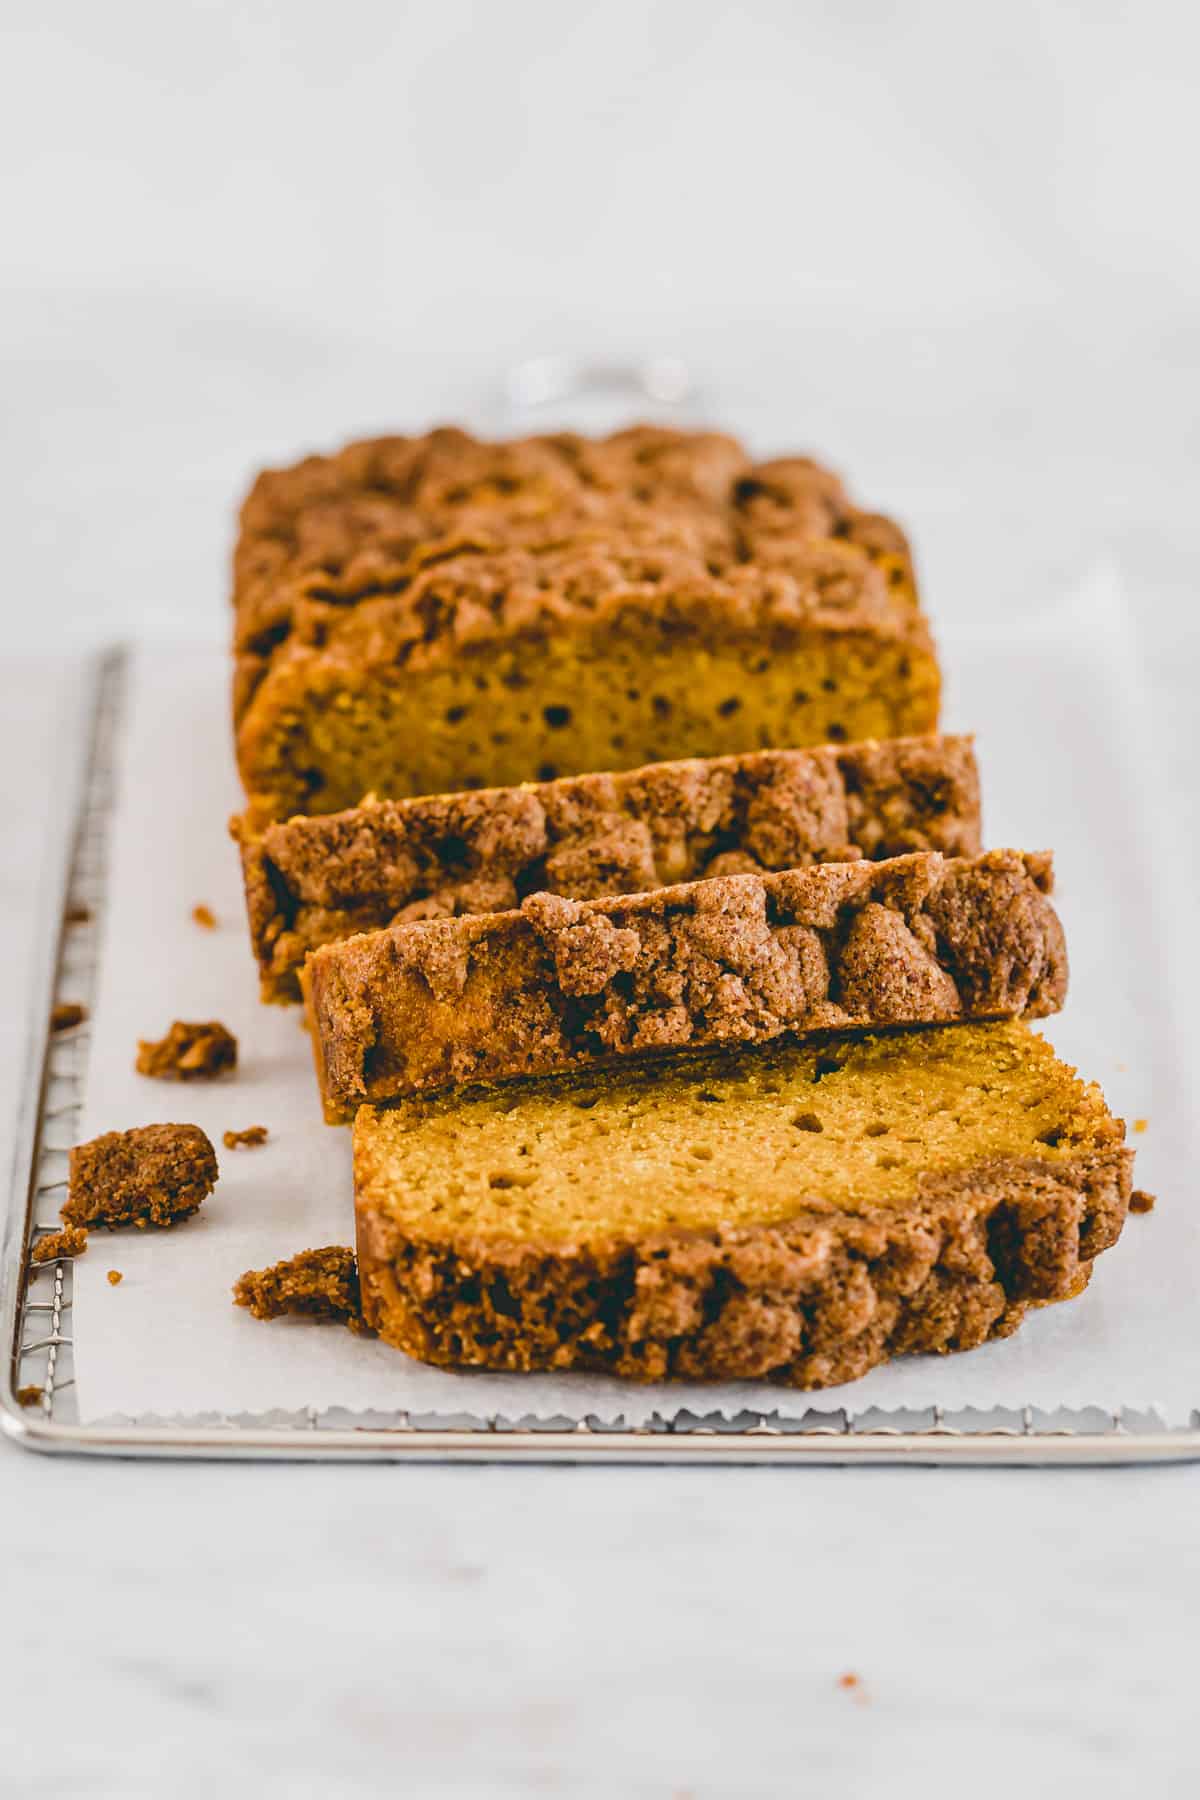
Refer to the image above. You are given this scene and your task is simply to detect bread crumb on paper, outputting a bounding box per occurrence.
[233,1247,372,1334]
[31,1225,88,1264]
[223,1125,268,1150]
[65,1123,218,1229]
[136,1020,237,1081]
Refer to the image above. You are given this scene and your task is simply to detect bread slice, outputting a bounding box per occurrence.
[236,734,980,1003]
[306,848,1066,1122]
[232,426,940,825]
[353,1022,1133,1387]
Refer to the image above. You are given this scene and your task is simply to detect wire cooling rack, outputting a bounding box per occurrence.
[3,650,1198,1463]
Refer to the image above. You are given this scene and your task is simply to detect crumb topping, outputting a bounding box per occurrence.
[136,1020,238,1081]
[31,1225,88,1264]
[237,736,982,1002]
[64,1123,218,1229]
[223,1124,269,1149]
[233,1246,370,1333]
[311,849,1067,1114]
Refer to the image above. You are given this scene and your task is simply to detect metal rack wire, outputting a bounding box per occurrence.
[3,654,1198,1462]
[6,651,124,1428]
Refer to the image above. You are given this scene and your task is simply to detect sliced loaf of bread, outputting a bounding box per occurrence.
[236,733,980,1003]
[353,1022,1132,1388]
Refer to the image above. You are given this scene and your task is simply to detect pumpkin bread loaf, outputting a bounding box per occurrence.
[306,848,1067,1122]
[352,1021,1133,1387]
[236,733,980,1003]
[233,426,940,824]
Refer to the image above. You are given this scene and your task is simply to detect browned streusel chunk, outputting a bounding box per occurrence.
[31,1225,89,1264]
[233,1246,370,1333]
[107,1269,123,1286]
[136,1021,237,1081]
[192,903,217,929]
[64,1123,218,1229]
[223,1125,269,1149]
[50,1002,87,1033]
[16,1385,44,1408]
[1129,1189,1156,1214]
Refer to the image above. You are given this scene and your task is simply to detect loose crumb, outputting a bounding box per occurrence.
[107,1269,123,1286]
[31,1225,88,1264]
[192,904,217,929]
[1133,1118,1148,1134]
[65,903,92,924]
[16,1385,44,1408]
[837,1673,860,1690]
[233,1246,372,1334]
[136,1020,237,1081]
[1129,1189,1156,1215]
[65,1123,218,1229]
[50,1002,87,1033]
[223,1124,269,1150]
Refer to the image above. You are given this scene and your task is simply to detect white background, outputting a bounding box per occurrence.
[2,3,1199,1794]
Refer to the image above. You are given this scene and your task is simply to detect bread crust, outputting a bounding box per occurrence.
[307,849,1067,1121]
[236,734,981,1002]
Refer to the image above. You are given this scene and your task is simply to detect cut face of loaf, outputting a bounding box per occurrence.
[306,848,1067,1122]
[235,734,981,1003]
[232,426,940,824]
[353,1022,1133,1387]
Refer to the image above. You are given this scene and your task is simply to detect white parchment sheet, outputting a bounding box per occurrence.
[74,569,1195,1422]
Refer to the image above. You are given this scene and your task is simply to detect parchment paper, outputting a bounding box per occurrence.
[74,568,1196,1423]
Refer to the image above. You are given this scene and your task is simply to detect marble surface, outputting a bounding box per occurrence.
[3,2,1200,1791]
[1,1459,1198,1798]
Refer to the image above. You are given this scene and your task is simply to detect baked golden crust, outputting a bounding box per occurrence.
[307,848,1067,1121]
[235,734,981,1003]
[232,426,939,822]
[352,1024,1132,1388]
